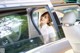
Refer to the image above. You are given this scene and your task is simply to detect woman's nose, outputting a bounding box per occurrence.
[42,17,45,20]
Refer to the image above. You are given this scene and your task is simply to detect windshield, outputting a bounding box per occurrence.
[0,10,29,52]
[0,9,43,53]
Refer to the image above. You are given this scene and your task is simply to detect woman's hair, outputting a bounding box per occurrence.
[40,12,52,27]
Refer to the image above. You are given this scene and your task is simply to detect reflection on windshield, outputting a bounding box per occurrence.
[0,14,29,46]
[0,16,23,38]
[0,13,43,53]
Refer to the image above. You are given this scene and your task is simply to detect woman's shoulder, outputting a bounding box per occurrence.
[40,24,49,30]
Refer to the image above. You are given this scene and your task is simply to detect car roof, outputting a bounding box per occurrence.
[0,0,51,11]
[0,0,50,8]
[0,0,66,9]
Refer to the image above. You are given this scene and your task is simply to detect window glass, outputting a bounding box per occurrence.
[55,7,80,22]
[0,9,43,53]
[0,11,28,53]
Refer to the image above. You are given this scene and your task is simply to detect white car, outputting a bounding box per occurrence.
[0,0,80,53]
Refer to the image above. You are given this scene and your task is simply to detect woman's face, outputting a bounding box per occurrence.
[41,14,49,24]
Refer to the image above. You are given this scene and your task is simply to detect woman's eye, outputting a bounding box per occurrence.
[44,16,46,18]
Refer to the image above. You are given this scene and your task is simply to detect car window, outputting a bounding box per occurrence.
[0,9,43,53]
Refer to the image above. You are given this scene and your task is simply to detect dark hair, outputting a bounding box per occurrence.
[40,12,52,27]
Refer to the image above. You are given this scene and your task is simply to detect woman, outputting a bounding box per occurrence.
[40,12,57,44]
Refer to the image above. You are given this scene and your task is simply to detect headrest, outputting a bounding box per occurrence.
[62,12,77,25]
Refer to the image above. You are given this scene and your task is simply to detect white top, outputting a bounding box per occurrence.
[40,24,57,37]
